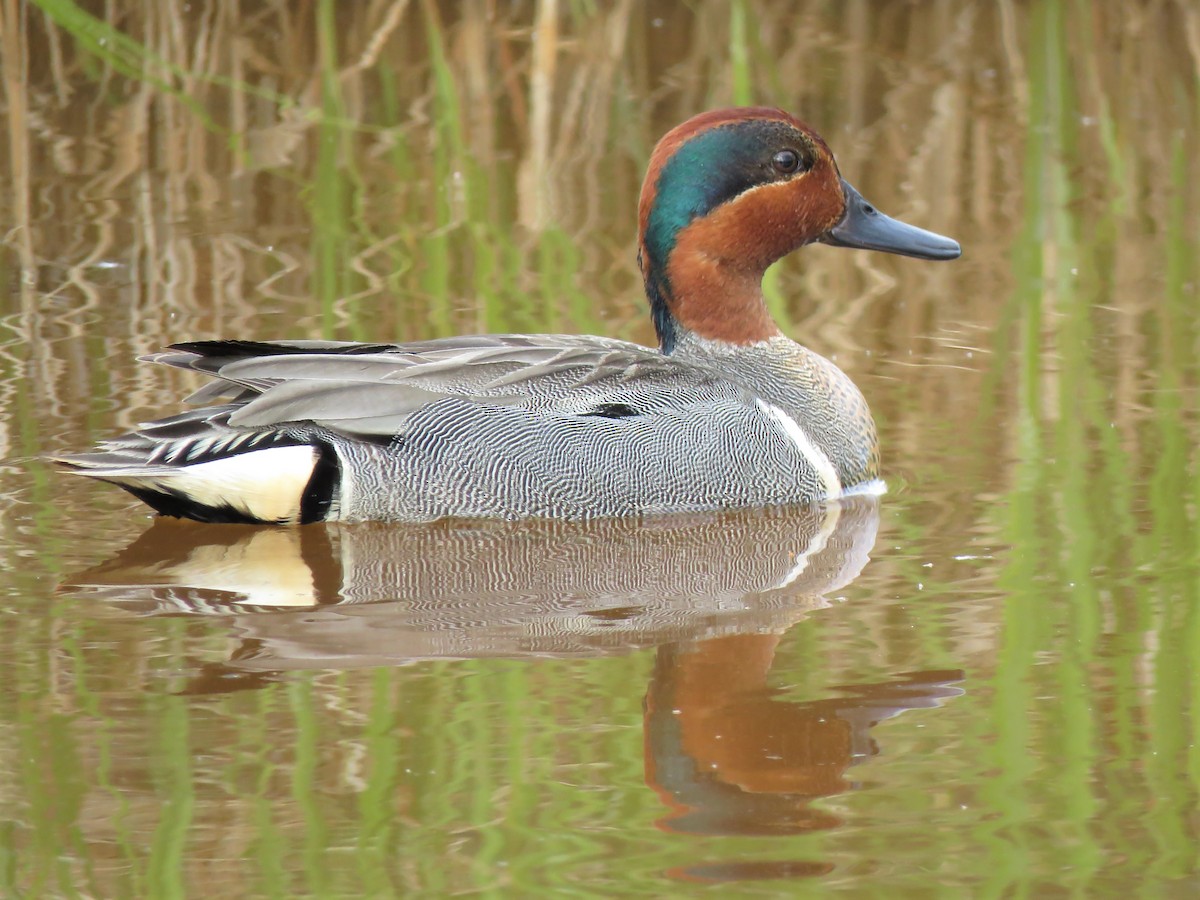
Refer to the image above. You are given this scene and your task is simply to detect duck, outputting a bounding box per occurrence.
[55,107,960,525]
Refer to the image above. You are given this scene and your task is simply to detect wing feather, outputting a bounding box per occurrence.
[136,335,731,441]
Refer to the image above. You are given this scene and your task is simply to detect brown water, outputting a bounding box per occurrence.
[2,1,1199,896]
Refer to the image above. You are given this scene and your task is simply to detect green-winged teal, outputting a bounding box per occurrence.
[56,107,960,523]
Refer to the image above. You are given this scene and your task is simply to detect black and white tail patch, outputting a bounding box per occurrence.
[62,434,342,525]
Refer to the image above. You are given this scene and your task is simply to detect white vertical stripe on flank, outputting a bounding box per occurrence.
[755,399,842,498]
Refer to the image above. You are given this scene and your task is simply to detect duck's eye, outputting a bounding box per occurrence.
[772,149,802,175]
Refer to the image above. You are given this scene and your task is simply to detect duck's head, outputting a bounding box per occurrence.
[638,107,960,353]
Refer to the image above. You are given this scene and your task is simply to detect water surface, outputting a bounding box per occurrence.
[2,1,1199,895]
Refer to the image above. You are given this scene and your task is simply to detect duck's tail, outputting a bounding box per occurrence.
[52,412,341,525]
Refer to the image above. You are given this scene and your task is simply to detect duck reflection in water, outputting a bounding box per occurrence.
[66,493,962,872]
[646,639,962,837]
